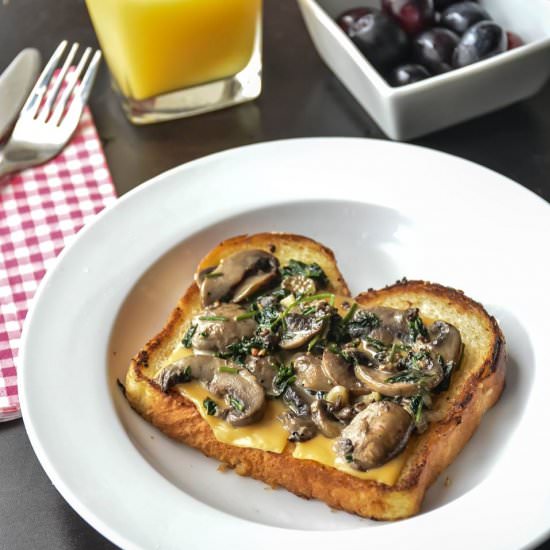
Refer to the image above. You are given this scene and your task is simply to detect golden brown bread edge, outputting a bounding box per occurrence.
[125,235,506,520]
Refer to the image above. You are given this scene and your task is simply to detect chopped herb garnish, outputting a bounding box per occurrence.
[408,310,429,341]
[300,292,335,304]
[199,315,228,322]
[409,350,432,367]
[346,310,380,339]
[409,394,424,424]
[204,272,223,279]
[342,302,358,323]
[345,453,354,463]
[385,366,434,385]
[256,304,280,329]
[433,355,456,393]
[219,334,274,366]
[307,334,321,352]
[220,366,239,374]
[229,396,245,412]
[203,398,218,416]
[280,260,328,287]
[219,365,239,374]
[182,324,197,348]
[326,342,341,354]
[274,363,296,395]
[235,311,256,321]
[364,336,387,352]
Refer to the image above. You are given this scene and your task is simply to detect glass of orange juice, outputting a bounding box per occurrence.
[85,0,262,124]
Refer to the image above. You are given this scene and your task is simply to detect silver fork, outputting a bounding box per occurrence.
[0,41,102,178]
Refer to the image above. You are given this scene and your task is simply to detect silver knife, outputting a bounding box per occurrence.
[0,48,42,141]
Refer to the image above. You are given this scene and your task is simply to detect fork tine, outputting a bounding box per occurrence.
[74,50,102,108]
[60,49,102,127]
[37,42,79,122]
[22,40,68,118]
[50,47,92,126]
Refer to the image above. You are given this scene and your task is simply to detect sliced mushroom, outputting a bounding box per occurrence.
[367,327,394,346]
[191,303,257,354]
[429,321,463,364]
[311,399,343,438]
[279,302,330,350]
[293,353,333,392]
[244,355,280,396]
[279,411,317,442]
[283,384,315,417]
[368,307,409,336]
[208,369,266,426]
[354,359,443,397]
[197,250,279,306]
[321,350,370,395]
[154,356,227,391]
[332,405,356,423]
[336,401,413,471]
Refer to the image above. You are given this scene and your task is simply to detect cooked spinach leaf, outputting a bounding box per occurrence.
[280,260,328,287]
[203,398,218,416]
[433,355,456,393]
[274,363,296,395]
[229,396,245,412]
[409,394,424,424]
[218,334,275,366]
[182,324,197,348]
[346,310,380,339]
[407,310,429,341]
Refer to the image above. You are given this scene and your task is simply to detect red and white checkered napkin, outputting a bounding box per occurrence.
[0,108,117,421]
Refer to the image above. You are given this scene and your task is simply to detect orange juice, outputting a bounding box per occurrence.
[85,0,261,101]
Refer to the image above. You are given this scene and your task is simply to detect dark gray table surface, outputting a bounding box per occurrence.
[1,1,549,549]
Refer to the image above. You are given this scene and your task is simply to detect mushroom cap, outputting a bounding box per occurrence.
[354,358,444,397]
[209,369,266,427]
[282,383,315,417]
[154,355,227,391]
[293,352,333,392]
[336,401,413,470]
[310,399,343,438]
[429,321,463,364]
[191,303,257,354]
[244,354,280,396]
[197,249,279,306]
[279,411,317,442]
[321,349,370,395]
[279,301,330,350]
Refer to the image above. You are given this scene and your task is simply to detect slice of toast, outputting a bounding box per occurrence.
[125,236,505,520]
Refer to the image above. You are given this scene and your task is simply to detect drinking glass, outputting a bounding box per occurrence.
[85,0,262,124]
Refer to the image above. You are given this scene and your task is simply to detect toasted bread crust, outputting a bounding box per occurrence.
[125,237,506,520]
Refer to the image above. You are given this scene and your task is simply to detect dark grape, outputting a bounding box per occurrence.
[336,7,376,34]
[441,1,490,35]
[389,63,431,86]
[337,8,409,71]
[453,21,507,67]
[414,27,460,73]
[382,0,435,35]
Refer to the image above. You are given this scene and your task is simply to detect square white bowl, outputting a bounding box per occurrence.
[297,0,550,140]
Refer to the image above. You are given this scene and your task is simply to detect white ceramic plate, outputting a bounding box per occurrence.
[19,138,550,550]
